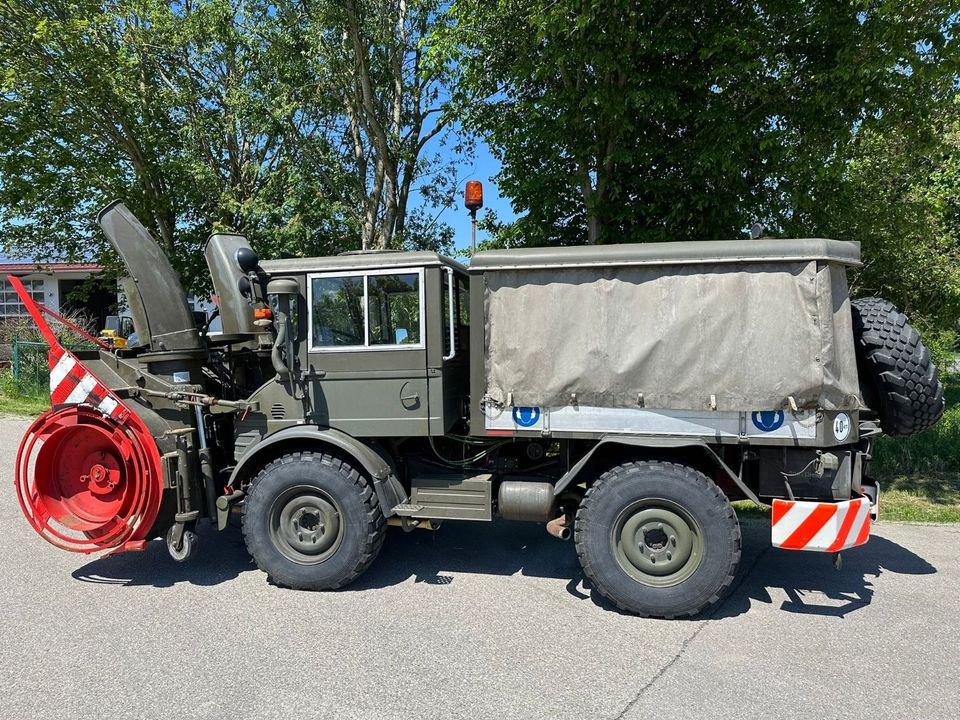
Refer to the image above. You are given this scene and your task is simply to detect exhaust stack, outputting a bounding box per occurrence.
[97,201,201,352]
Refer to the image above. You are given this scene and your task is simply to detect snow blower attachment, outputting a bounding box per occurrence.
[9,275,163,553]
[9,201,219,555]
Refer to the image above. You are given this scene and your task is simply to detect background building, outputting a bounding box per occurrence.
[0,262,115,328]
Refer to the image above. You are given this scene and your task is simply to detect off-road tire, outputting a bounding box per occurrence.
[851,297,944,437]
[242,451,386,590]
[575,461,741,619]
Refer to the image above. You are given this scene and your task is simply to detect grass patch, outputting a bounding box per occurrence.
[0,368,49,417]
[862,385,960,522]
[732,473,960,524]
[732,500,771,519]
[872,386,960,476]
[873,473,960,523]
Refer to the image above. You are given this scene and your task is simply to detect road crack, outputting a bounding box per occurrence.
[612,545,772,720]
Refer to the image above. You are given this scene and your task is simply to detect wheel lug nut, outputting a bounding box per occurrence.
[670,535,677,545]
[667,552,672,560]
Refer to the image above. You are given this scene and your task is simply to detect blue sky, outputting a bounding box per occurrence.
[431,137,515,256]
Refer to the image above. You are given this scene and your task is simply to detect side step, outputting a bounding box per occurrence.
[391,503,425,517]
[391,468,493,521]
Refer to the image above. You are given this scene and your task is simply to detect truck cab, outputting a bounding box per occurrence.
[254,252,471,438]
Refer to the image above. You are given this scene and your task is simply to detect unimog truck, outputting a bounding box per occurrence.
[10,201,944,618]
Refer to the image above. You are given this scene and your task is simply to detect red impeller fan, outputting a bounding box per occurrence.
[8,275,163,553]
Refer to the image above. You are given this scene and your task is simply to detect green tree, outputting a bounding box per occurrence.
[0,0,344,290]
[0,0,461,292]
[807,100,960,357]
[301,0,467,251]
[440,0,960,247]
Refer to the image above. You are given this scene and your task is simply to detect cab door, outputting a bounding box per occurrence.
[304,267,430,436]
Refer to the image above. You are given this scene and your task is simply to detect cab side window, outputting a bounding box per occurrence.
[309,269,423,351]
[368,273,421,345]
[311,276,364,347]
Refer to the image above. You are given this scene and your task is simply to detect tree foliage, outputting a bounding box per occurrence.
[814,101,960,354]
[3,0,960,354]
[303,0,466,250]
[440,0,960,246]
[0,0,461,292]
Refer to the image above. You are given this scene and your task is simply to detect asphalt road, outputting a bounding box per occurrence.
[1,416,958,720]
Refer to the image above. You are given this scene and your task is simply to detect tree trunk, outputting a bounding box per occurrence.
[577,160,601,244]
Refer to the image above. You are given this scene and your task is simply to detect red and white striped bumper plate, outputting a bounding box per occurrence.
[771,497,871,552]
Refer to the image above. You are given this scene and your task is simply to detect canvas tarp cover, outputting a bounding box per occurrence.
[482,260,862,412]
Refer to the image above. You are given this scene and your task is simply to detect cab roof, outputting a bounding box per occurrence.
[261,250,467,275]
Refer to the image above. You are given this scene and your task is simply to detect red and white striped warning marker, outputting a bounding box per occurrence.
[48,348,127,421]
[4,274,128,421]
[771,497,871,552]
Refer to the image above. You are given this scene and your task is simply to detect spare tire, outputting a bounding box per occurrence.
[851,297,945,436]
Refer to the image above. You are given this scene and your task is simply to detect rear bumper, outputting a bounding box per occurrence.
[771,497,872,552]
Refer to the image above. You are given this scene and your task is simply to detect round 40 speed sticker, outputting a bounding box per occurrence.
[833,412,851,442]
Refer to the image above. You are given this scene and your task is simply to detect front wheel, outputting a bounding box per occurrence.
[242,451,386,590]
[575,461,741,618]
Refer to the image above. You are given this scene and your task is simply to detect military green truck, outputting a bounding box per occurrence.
[10,202,944,618]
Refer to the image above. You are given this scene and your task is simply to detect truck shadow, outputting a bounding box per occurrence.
[72,519,937,621]
[70,519,581,590]
[707,524,937,620]
[350,520,582,589]
[353,521,937,620]
[72,521,256,588]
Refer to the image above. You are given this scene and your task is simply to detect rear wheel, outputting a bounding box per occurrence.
[242,451,386,590]
[575,461,740,618]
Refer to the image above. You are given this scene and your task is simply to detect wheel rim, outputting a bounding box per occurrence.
[612,498,703,587]
[269,485,343,564]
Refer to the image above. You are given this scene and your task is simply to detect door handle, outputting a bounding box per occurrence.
[443,266,456,361]
[400,391,420,403]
